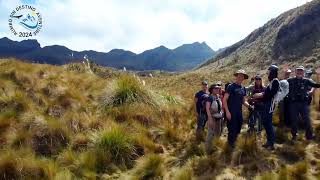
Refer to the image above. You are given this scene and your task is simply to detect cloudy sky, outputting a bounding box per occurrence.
[0,0,309,53]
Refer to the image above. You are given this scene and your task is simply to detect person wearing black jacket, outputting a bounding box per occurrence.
[223,70,252,147]
[194,81,209,141]
[253,65,280,150]
[287,66,320,140]
[246,75,265,134]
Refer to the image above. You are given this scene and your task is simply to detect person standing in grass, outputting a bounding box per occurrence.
[223,70,253,147]
[246,74,265,134]
[287,66,320,141]
[253,65,280,150]
[194,81,209,141]
[279,68,292,127]
[205,83,224,153]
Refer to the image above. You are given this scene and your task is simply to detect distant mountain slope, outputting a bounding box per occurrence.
[199,0,320,70]
[0,37,215,71]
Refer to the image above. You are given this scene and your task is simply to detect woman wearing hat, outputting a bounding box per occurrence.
[246,74,265,134]
[205,83,224,153]
[223,69,252,147]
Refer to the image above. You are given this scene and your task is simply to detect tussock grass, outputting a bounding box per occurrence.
[192,156,219,177]
[288,161,310,180]
[54,169,75,180]
[132,154,164,180]
[277,166,289,180]
[0,90,29,114]
[71,133,90,152]
[255,172,277,180]
[31,121,70,156]
[101,74,157,107]
[133,133,157,154]
[278,143,306,163]
[7,128,32,148]
[163,126,182,144]
[1,60,320,179]
[233,135,260,164]
[242,157,278,179]
[0,150,46,179]
[172,166,193,180]
[90,127,137,171]
[275,127,290,144]
[220,141,234,163]
[179,142,205,162]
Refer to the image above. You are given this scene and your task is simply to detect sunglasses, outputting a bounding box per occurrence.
[255,78,262,80]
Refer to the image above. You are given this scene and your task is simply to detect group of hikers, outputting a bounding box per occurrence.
[194,65,320,152]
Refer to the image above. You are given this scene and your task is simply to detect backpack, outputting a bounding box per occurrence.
[210,97,223,119]
[269,78,289,113]
[199,94,209,114]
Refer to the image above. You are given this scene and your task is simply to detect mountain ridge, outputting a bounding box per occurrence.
[0,37,215,71]
[199,0,320,71]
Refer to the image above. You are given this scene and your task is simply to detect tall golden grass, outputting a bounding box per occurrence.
[0,59,319,179]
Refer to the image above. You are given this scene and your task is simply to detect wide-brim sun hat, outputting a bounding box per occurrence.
[234,69,249,79]
[216,81,223,87]
[296,66,305,71]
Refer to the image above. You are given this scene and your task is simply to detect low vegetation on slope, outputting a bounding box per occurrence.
[199,0,320,72]
[0,59,320,179]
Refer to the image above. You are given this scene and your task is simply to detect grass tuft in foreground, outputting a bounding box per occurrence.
[132,154,164,180]
[91,127,137,172]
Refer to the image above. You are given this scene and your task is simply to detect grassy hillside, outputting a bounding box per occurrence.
[199,0,320,72]
[0,59,320,179]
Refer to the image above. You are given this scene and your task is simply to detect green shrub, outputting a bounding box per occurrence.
[102,74,156,107]
[91,127,137,171]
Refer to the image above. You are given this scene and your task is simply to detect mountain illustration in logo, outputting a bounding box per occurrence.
[19,13,38,30]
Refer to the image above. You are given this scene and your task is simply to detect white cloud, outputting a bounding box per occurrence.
[0,0,310,53]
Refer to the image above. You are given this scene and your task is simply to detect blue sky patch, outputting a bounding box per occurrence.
[21,0,37,5]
